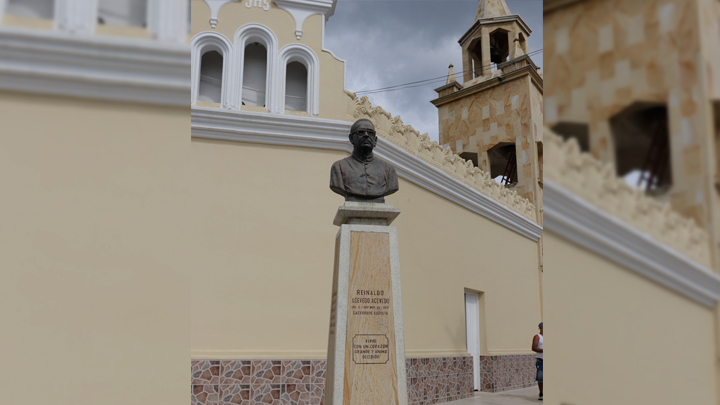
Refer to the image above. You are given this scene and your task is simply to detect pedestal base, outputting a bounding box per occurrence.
[325,204,408,405]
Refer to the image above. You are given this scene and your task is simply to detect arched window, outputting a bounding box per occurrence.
[97,0,147,27]
[191,32,232,107]
[6,0,54,19]
[284,61,307,112]
[233,23,278,111]
[198,51,223,103]
[242,43,267,107]
[277,44,319,116]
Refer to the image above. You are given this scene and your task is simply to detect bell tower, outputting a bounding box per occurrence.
[460,0,531,84]
[431,0,542,217]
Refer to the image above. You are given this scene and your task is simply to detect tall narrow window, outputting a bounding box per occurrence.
[285,62,307,112]
[198,51,223,104]
[242,43,267,107]
[7,0,54,19]
[98,0,147,27]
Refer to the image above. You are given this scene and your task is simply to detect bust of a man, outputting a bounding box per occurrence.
[330,119,399,203]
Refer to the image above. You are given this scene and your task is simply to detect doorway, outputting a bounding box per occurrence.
[465,291,480,391]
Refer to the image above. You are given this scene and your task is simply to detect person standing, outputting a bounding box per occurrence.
[532,322,543,400]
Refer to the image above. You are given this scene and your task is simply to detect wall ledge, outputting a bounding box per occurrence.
[0,27,190,106]
[191,107,543,241]
[545,179,720,308]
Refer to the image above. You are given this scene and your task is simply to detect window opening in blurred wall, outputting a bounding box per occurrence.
[6,0,54,19]
[551,122,590,153]
[98,0,147,27]
[610,103,672,195]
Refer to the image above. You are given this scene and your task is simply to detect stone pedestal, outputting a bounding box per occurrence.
[325,202,408,405]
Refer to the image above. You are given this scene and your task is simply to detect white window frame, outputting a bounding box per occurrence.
[231,23,278,111]
[276,43,319,116]
[191,31,232,107]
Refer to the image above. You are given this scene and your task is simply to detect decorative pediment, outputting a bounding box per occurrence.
[202,0,239,29]
[274,0,335,39]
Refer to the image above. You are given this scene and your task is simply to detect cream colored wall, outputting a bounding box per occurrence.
[0,92,190,404]
[544,231,717,405]
[190,139,541,359]
[191,0,347,121]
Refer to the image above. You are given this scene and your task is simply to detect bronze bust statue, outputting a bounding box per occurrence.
[330,119,399,203]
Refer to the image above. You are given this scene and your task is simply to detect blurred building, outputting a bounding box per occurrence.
[189,0,543,403]
[544,0,720,404]
[0,1,190,405]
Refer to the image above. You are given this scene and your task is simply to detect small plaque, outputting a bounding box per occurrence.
[352,334,390,364]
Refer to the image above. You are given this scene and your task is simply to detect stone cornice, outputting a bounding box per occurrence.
[544,127,714,270]
[459,15,531,46]
[191,106,542,240]
[0,27,190,106]
[430,64,542,107]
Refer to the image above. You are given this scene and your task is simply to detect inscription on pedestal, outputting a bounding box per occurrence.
[352,334,389,364]
[343,231,398,405]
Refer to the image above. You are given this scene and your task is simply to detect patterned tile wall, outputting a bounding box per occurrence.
[191,355,535,404]
[191,360,326,405]
[478,354,537,393]
[405,357,475,405]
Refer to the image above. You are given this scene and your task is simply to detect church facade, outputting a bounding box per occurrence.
[189,0,543,404]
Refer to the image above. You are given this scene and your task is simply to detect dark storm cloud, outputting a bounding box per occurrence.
[325,0,543,142]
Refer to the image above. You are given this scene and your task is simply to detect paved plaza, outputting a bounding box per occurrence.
[447,387,541,404]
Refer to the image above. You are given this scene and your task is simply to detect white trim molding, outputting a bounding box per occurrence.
[191,107,543,241]
[191,31,233,108]
[277,43,319,116]
[147,0,190,43]
[544,180,720,308]
[201,0,238,29]
[274,0,334,39]
[0,27,190,106]
[232,23,279,111]
[54,0,98,35]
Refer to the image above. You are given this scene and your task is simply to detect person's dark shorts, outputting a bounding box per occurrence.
[535,358,543,382]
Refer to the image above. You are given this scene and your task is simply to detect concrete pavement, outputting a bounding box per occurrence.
[445,387,542,404]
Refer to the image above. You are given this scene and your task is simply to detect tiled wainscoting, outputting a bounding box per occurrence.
[478,354,538,393]
[191,355,535,404]
[405,357,475,404]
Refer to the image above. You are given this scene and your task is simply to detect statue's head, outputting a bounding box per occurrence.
[349,119,377,155]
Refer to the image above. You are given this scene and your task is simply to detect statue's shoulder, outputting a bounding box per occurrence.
[375,156,397,172]
[332,156,354,168]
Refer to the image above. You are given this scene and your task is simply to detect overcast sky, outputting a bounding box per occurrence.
[325,0,543,142]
